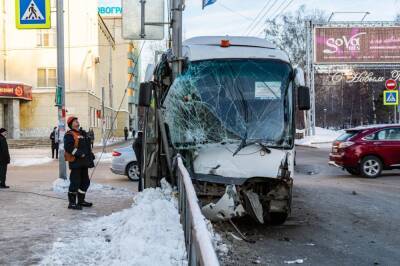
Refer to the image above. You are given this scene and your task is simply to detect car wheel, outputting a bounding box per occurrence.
[360,156,382,178]
[126,162,140,181]
[346,167,361,176]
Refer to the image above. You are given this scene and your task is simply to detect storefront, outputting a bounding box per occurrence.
[0,82,32,139]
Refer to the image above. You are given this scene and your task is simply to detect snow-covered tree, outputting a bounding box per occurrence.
[263,5,327,68]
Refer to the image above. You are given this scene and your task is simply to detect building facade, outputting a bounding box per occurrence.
[0,0,139,140]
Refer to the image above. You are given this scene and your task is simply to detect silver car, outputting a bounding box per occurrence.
[110,146,139,181]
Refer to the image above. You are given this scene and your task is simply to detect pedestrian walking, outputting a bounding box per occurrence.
[50,127,59,159]
[124,127,129,141]
[0,128,10,189]
[132,131,143,191]
[64,117,95,210]
[88,128,95,149]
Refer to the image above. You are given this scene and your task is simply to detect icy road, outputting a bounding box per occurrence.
[218,146,400,265]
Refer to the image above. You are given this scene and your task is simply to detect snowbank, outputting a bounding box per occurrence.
[42,180,187,266]
[10,148,54,167]
[52,178,133,196]
[295,127,344,148]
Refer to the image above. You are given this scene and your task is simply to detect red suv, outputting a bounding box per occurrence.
[329,125,400,178]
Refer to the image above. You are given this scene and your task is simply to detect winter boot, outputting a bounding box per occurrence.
[0,183,9,189]
[77,191,93,207]
[68,192,82,210]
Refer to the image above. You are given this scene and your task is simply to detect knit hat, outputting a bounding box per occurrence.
[0,128,6,134]
[67,116,78,129]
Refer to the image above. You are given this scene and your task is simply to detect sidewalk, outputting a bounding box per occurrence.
[0,145,137,265]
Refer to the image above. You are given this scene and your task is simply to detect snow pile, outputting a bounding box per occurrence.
[10,148,53,167]
[52,179,133,196]
[205,219,229,257]
[42,180,187,266]
[295,127,343,148]
[11,157,53,167]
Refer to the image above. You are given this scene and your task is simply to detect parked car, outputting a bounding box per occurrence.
[111,146,139,181]
[329,125,400,178]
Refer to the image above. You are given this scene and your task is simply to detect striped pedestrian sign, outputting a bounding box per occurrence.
[383,90,398,106]
[16,0,51,29]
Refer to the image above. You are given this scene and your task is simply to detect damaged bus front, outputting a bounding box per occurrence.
[139,36,310,225]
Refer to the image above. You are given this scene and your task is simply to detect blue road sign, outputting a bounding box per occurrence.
[383,90,399,106]
[16,0,51,29]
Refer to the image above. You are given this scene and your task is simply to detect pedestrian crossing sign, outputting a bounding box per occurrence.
[16,0,51,29]
[383,90,399,106]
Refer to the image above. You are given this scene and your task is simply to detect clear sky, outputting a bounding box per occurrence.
[182,0,400,39]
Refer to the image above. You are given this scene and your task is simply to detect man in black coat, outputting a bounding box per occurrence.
[132,131,143,191]
[64,117,95,210]
[0,128,10,189]
[50,127,59,159]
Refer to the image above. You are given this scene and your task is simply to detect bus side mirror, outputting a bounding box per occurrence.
[294,67,306,87]
[138,82,153,107]
[298,86,310,110]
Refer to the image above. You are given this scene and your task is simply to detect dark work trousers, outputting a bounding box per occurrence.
[0,163,7,185]
[69,168,90,193]
[52,144,59,159]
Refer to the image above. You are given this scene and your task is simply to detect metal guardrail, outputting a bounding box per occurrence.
[176,156,220,266]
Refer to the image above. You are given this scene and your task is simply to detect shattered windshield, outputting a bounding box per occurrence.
[163,59,294,149]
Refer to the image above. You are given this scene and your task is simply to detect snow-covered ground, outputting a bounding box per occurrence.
[94,137,131,147]
[295,127,344,148]
[10,148,54,167]
[42,180,187,266]
[52,178,133,197]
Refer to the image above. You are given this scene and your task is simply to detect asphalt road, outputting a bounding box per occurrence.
[218,146,400,266]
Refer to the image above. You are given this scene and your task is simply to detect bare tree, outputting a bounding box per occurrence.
[263,5,327,68]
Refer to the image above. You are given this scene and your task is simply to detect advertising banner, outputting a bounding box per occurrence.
[314,27,400,64]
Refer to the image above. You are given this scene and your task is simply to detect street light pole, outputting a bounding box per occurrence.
[171,0,183,80]
[56,0,67,180]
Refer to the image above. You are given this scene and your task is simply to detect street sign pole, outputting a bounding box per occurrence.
[56,0,67,180]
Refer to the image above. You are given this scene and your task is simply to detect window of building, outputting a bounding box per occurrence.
[37,68,57,88]
[37,27,56,47]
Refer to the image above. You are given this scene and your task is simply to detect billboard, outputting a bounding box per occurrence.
[98,0,122,17]
[314,26,400,64]
[0,82,32,101]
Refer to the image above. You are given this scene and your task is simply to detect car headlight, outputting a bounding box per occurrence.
[338,141,354,149]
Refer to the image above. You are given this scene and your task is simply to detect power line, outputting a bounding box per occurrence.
[246,0,279,36]
[257,0,295,37]
[242,0,273,35]
[272,0,295,21]
[219,3,253,21]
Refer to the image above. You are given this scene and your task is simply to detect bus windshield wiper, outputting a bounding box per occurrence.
[232,138,272,157]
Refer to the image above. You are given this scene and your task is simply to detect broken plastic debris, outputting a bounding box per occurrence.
[284,259,305,264]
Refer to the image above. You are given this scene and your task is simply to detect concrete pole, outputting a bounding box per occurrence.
[171,0,183,81]
[56,0,67,180]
